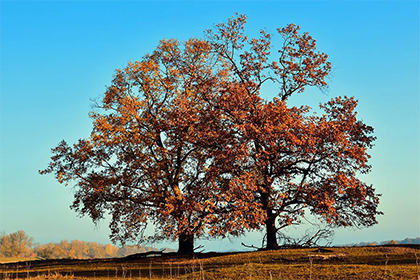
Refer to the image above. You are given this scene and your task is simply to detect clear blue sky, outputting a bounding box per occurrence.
[1,1,418,251]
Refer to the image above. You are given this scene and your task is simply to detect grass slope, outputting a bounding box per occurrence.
[1,245,419,279]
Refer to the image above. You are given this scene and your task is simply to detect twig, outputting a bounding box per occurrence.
[309,255,313,280]
[122,266,127,279]
[149,261,152,280]
[200,261,204,280]
[384,254,389,280]
[25,261,30,279]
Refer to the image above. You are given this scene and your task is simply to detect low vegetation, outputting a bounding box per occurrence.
[0,231,158,260]
[1,245,419,279]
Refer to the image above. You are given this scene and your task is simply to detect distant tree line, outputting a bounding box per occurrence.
[381,237,420,246]
[0,231,159,259]
[347,237,420,247]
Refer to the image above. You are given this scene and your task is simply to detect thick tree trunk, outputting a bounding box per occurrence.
[177,232,194,254]
[260,189,279,250]
[265,210,279,250]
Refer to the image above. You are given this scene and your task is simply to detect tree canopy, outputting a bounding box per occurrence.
[41,14,381,253]
[0,231,34,258]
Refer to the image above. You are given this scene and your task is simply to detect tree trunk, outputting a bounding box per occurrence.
[265,210,279,250]
[260,189,279,250]
[177,232,194,254]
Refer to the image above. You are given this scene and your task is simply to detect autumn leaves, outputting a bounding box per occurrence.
[41,14,381,253]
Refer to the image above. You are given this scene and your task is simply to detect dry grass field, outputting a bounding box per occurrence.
[1,245,419,280]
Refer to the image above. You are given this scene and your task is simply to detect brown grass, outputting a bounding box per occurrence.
[1,245,419,279]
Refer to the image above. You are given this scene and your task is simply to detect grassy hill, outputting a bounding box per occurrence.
[1,245,419,279]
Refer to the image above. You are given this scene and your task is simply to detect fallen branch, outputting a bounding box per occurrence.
[312,248,334,253]
[271,257,295,262]
[241,242,260,250]
[123,250,163,260]
[307,254,345,261]
[194,245,204,252]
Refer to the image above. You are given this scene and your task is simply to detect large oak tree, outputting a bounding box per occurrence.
[41,36,259,254]
[204,14,381,250]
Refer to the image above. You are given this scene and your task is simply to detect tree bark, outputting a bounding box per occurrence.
[177,232,194,254]
[260,190,279,250]
[265,210,279,250]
